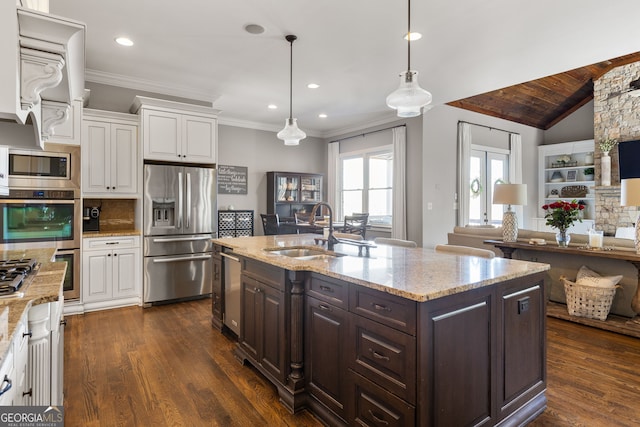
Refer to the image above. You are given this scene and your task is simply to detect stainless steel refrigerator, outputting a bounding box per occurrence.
[142,163,216,304]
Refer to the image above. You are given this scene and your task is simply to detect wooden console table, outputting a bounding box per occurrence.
[485,240,640,315]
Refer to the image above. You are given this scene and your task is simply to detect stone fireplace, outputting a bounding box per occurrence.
[593,62,640,235]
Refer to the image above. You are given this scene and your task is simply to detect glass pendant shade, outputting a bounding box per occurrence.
[386,70,432,117]
[277,118,306,146]
[278,34,306,146]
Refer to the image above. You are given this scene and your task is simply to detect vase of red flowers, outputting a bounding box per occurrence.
[541,200,584,247]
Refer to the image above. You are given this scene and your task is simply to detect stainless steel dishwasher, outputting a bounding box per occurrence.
[221,249,241,335]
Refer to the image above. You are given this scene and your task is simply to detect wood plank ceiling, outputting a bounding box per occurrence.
[447,52,640,130]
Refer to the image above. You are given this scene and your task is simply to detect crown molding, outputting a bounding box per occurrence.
[321,112,409,139]
[218,116,323,138]
[85,69,217,104]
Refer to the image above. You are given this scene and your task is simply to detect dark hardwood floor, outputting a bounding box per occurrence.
[64,299,640,426]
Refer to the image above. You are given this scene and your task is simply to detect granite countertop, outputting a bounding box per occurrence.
[0,248,65,364]
[213,234,550,302]
[83,229,142,238]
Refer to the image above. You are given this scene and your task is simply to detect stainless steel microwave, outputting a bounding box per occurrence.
[8,144,80,196]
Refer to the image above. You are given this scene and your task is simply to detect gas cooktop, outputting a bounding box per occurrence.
[0,258,38,297]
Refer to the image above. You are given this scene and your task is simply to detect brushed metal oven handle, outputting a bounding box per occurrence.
[177,172,183,229]
[152,254,212,263]
[152,236,211,243]
[186,172,191,230]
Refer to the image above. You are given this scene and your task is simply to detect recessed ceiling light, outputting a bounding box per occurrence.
[318,113,327,118]
[307,83,320,89]
[268,104,278,109]
[244,24,265,35]
[115,37,134,47]
[403,32,422,41]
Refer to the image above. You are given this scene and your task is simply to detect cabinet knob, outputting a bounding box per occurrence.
[106,186,110,190]
[114,253,118,257]
[107,254,111,257]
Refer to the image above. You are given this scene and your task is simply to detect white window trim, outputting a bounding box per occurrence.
[338,144,393,223]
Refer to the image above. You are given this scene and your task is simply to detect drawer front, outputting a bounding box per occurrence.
[350,285,417,335]
[84,235,140,250]
[307,273,348,309]
[349,314,416,404]
[242,258,285,290]
[348,370,415,427]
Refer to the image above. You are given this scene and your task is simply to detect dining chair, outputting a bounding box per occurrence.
[434,244,495,259]
[342,213,369,238]
[374,237,417,248]
[260,213,280,236]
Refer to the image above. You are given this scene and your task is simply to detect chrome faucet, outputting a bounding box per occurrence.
[310,202,339,250]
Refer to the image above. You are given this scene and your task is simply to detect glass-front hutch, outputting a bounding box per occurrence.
[266,172,323,222]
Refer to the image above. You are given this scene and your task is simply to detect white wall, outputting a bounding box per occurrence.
[217,125,326,235]
[421,105,545,248]
[543,101,594,145]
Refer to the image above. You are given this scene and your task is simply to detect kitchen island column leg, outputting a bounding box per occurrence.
[288,271,305,389]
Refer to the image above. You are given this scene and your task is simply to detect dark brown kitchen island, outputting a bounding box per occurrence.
[213,235,550,426]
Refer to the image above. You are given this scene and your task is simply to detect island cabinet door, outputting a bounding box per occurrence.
[259,282,286,382]
[239,274,286,383]
[497,276,546,422]
[240,275,260,361]
[305,295,348,421]
[418,287,495,427]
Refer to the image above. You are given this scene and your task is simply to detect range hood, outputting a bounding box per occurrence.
[0,2,85,150]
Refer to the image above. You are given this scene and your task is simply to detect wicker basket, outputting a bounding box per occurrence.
[561,277,616,321]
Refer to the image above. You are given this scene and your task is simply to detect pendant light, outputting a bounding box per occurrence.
[386,0,432,117]
[277,34,306,146]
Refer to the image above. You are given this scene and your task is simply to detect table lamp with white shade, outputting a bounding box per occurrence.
[493,183,527,242]
[620,178,640,253]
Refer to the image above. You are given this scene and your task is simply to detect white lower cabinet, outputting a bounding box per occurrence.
[0,347,15,406]
[0,301,63,407]
[82,235,141,310]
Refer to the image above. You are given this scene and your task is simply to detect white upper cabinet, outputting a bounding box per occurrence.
[82,109,139,197]
[131,96,219,164]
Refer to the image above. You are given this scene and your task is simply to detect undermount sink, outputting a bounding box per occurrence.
[264,247,345,260]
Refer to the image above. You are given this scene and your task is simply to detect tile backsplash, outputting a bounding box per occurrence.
[84,199,136,231]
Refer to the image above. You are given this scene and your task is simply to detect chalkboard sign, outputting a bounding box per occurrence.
[218,165,248,194]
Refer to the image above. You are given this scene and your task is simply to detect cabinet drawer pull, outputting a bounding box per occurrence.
[106,242,120,245]
[319,304,331,311]
[371,303,391,312]
[319,285,334,293]
[369,348,390,361]
[22,387,32,397]
[23,331,32,339]
[0,375,11,396]
[368,410,389,425]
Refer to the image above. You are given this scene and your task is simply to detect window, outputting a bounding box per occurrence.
[468,146,509,226]
[340,148,393,226]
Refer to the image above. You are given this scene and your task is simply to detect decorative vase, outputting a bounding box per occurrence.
[601,151,611,186]
[555,230,571,247]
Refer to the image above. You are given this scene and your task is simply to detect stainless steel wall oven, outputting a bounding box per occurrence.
[0,189,81,300]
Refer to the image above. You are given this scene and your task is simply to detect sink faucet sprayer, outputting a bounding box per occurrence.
[309,202,339,250]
